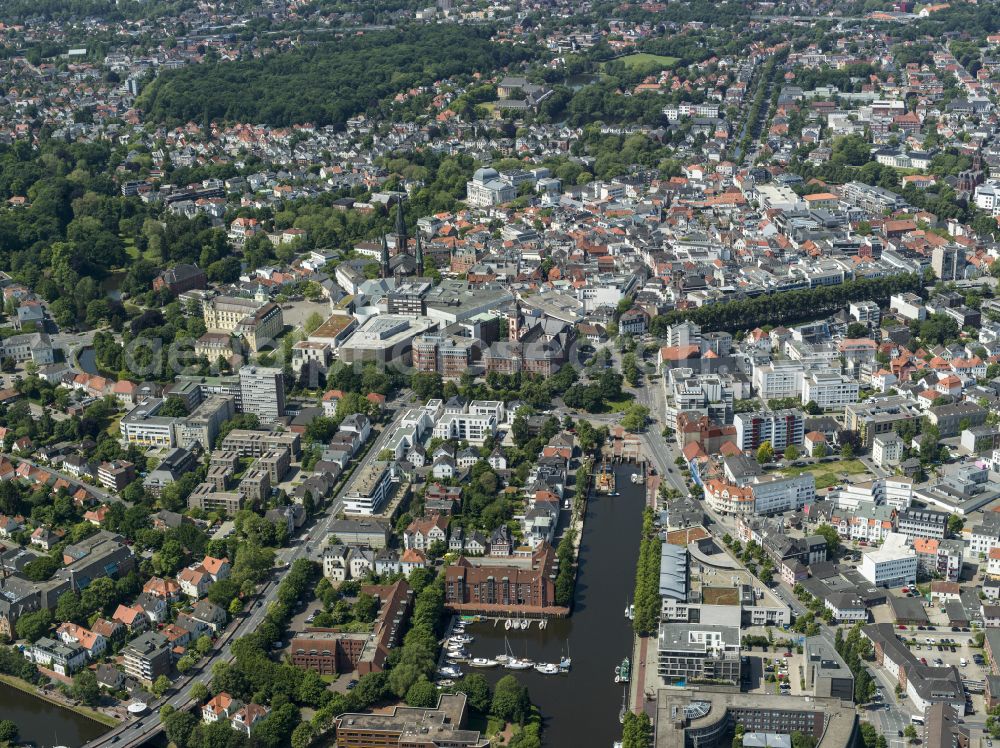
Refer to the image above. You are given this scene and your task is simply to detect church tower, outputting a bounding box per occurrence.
[380,234,390,279]
[415,233,425,277]
[394,201,407,255]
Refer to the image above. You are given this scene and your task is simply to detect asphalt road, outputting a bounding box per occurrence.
[4,453,111,502]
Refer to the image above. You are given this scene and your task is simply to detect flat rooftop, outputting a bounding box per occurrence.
[309,313,356,340]
[655,686,857,748]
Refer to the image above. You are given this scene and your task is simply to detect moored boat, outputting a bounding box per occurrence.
[505,658,533,670]
[470,657,500,668]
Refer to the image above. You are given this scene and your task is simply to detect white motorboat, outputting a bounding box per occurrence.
[449,634,474,644]
[534,663,560,675]
[505,618,512,630]
[625,604,634,620]
[506,658,533,670]
[521,619,529,630]
[436,679,455,687]
[438,665,463,678]
[470,658,500,668]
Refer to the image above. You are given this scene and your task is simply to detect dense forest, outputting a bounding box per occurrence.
[0,0,195,21]
[138,26,537,127]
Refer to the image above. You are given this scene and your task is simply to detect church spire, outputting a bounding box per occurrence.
[394,200,407,255]
[415,232,424,277]
[380,234,390,279]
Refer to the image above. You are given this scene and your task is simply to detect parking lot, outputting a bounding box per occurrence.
[867,629,989,717]
[743,650,806,697]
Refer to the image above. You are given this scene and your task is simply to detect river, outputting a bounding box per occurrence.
[0,682,109,747]
[461,464,645,747]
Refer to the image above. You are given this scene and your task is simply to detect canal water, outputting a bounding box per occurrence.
[0,682,109,747]
[462,464,645,747]
[76,347,98,375]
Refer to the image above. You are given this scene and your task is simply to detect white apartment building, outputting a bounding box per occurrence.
[802,371,860,409]
[889,293,927,322]
[467,400,507,422]
[665,321,702,349]
[969,523,1000,558]
[849,301,881,326]
[860,532,918,587]
[703,473,814,516]
[872,434,903,469]
[27,637,87,675]
[733,409,804,452]
[663,102,720,121]
[749,473,816,515]
[433,412,497,445]
[342,462,395,515]
[831,477,913,512]
[974,180,1000,216]
[752,360,804,400]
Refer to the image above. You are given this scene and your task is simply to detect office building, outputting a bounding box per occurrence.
[335,693,488,748]
[748,473,816,515]
[897,508,949,541]
[860,532,918,587]
[174,395,236,450]
[221,429,300,459]
[238,366,285,422]
[653,687,857,748]
[932,245,964,281]
[339,314,437,367]
[804,635,854,701]
[120,398,179,448]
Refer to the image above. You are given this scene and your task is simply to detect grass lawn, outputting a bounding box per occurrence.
[121,234,160,262]
[769,459,868,490]
[611,53,680,74]
[467,713,506,737]
[604,394,636,413]
[106,415,122,437]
